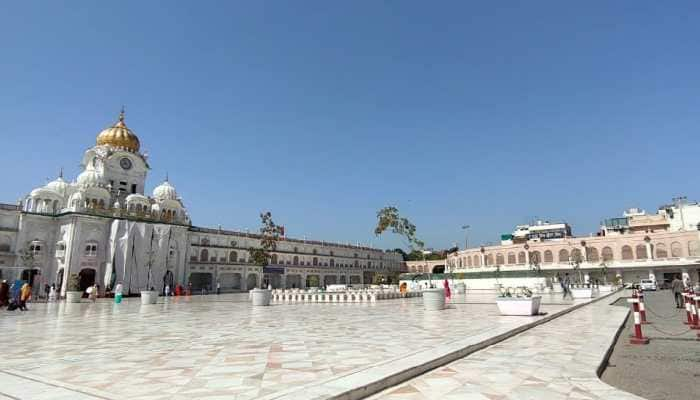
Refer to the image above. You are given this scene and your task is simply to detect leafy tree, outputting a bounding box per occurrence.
[391,248,408,261]
[249,211,284,266]
[374,206,424,250]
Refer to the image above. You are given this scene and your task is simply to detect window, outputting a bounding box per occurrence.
[507,252,516,264]
[544,250,554,263]
[496,254,504,265]
[586,247,599,262]
[131,184,137,194]
[271,254,278,264]
[0,243,10,252]
[621,245,633,260]
[655,243,667,258]
[201,238,210,246]
[517,251,526,264]
[229,251,238,263]
[671,242,682,257]
[30,243,42,256]
[635,244,647,259]
[200,249,209,262]
[293,256,299,265]
[558,249,569,263]
[688,241,700,257]
[313,257,318,266]
[84,243,98,257]
[601,247,614,261]
[330,258,335,267]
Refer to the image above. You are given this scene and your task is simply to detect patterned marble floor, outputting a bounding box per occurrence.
[0,293,588,400]
[370,291,644,400]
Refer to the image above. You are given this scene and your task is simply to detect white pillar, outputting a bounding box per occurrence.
[648,269,656,282]
[646,242,653,260]
[681,268,690,287]
[525,251,530,265]
[581,247,587,263]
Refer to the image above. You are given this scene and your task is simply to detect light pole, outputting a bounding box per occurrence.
[461,225,470,250]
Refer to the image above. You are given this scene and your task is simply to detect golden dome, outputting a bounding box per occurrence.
[96,109,140,152]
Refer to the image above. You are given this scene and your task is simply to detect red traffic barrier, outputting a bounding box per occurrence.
[691,295,700,330]
[627,297,649,345]
[638,291,650,324]
[683,291,694,326]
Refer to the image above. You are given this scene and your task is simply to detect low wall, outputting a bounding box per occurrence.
[401,277,549,291]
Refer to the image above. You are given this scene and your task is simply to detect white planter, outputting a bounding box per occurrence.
[571,287,594,299]
[251,288,271,306]
[598,284,614,293]
[66,291,82,303]
[140,290,158,305]
[496,296,542,316]
[454,283,466,294]
[423,288,445,311]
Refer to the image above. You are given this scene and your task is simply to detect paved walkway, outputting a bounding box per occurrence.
[0,292,586,400]
[370,291,644,400]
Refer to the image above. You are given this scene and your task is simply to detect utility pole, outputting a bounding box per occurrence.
[461,225,470,250]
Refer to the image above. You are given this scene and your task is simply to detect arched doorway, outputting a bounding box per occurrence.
[56,268,64,292]
[79,268,96,294]
[323,275,337,287]
[286,274,302,289]
[21,268,40,285]
[246,273,258,290]
[162,270,174,295]
[432,265,445,274]
[306,275,320,288]
[219,273,242,291]
[189,272,213,292]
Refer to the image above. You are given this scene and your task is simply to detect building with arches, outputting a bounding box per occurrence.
[0,111,402,295]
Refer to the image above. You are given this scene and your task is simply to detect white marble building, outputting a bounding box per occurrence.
[0,111,402,296]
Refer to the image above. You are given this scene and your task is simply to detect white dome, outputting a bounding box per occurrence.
[30,187,61,199]
[153,180,177,201]
[77,166,103,188]
[125,193,150,205]
[46,176,69,195]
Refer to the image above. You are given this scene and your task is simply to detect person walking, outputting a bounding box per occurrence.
[0,280,9,307]
[671,275,683,308]
[164,284,171,297]
[562,273,573,300]
[443,278,451,302]
[114,281,124,304]
[48,283,57,302]
[216,280,221,295]
[19,283,32,311]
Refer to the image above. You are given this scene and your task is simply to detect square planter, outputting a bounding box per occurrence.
[423,288,446,311]
[496,296,542,316]
[251,288,271,306]
[66,291,83,303]
[140,290,158,305]
[571,287,594,299]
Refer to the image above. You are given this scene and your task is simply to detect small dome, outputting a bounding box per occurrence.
[30,187,61,199]
[77,165,103,188]
[96,109,140,152]
[46,176,69,195]
[125,193,150,204]
[153,180,177,201]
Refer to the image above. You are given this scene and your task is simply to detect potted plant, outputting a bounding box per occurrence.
[249,211,284,306]
[569,249,593,298]
[374,206,446,310]
[66,273,82,303]
[496,286,542,316]
[597,262,614,292]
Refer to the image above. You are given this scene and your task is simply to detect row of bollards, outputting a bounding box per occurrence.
[628,288,700,345]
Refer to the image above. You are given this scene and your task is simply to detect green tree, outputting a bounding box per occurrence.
[249,211,284,266]
[374,206,424,250]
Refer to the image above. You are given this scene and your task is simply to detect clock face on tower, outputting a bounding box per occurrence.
[120,157,132,170]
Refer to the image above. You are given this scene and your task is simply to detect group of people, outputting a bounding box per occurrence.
[0,280,34,311]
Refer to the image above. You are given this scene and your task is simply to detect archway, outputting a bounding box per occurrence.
[189,272,213,291]
[306,274,320,288]
[432,265,445,274]
[286,274,302,289]
[219,273,242,291]
[246,273,258,290]
[78,268,96,294]
[323,275,337,287]
[162,270,174,295]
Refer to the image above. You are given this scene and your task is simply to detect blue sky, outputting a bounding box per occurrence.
[1,1,699,250]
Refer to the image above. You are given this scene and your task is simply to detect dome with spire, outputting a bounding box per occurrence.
[96,109,141,152]
[46,169,69,195]
[77,164,103,188]
[153,179,178,201]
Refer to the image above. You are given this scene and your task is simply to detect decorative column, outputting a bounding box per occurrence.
[644,236,653,260]
[580,241,588,263]
[524,244,530,266]
[480,247,486,267]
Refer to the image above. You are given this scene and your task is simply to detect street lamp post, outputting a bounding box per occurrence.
[461,225,470,250]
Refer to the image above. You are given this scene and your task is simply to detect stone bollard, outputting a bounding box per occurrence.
[627,297,649,344]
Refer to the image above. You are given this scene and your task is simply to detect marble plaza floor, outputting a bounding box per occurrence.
[370,291,642,400]
[0,292,601,400]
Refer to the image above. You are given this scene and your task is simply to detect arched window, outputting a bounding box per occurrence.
[507,252,516,264]
[313,257,318,266]
[530,250,541,265]
[496,253,504,265]
[543,250,553,263]
[200,248,209,262]
[201,238,210,246]
[271,254,278,264]
[330,258,335,267]
[473,255,481,267]
[602,246,614,261]
[586,247,599,262]
[0,243,10,252]
[655,243,667,258]
[621,245,633,260]
[571,249,582,262]
[458,258,463,268]
[558,249,569,263]
[229,251,238,262]
[484,254,492,266]
[293,256,299,265]
[29,242,42,256]
[688,240,700,257]
[517,251,526,264]
[635,244,647,259]
[670,242,682,257]
[466,256,472,267]
[312,249,318,255]
[84,242,98,257]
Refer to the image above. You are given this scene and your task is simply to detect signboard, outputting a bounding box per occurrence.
[263,266,285,274]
